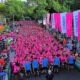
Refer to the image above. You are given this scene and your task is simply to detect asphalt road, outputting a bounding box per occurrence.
[11,68,80,80]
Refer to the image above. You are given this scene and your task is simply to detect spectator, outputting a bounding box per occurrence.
[0,71,6,80]
[66,42,73,51]
[63,38,67,46]
[46,69,54,80]
[13,62,20,80]
[0,56,5,68]
[76,42,80,54]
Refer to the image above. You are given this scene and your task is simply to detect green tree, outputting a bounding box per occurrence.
[0,3,5,13]
[0,0,76,21]
[62,0,75,11]
[26,0,48,20]
[26,0,75,20]
[5,0,25,20]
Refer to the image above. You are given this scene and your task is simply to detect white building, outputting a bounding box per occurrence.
[0,0,27,3]
[0,0,7,3]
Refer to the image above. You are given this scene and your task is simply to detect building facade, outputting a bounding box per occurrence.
[0,0,7,3]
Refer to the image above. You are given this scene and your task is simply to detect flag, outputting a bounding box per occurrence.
[66,12,73,37]
[60,13,66,33]
[51,13,55,29]
[78,12,80,41]
[46,13,50,26]
[73,10,79,37]
[54,13,61,31]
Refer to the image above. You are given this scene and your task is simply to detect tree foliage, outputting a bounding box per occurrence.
[0,3,5,13]
[26,0,75,19]
[5,0,25,20]
[0,0,76,20]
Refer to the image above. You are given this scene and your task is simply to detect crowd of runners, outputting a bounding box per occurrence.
[0,20,80,80]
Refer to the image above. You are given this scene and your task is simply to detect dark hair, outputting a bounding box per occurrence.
[57,54,60,57]
[15,62,20,66]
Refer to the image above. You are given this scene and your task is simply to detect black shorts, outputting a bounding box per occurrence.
[34,68,38,71]
[64,62,67,65]
[26,70,31,73]
[69,64,74,66]
[42,67,48,70]
[64,62,68,66]
[53,65,59,69]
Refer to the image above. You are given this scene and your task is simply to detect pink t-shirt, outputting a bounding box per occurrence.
[13,64,20,73]
[60,56,65,62]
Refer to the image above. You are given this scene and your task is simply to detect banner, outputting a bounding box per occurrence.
[66,13,73,37]
[73,10,79,37]
[78,12,80,41]
[46,13,50,25]
[60,13,66,33]
[54,13,61,31]
[51,13,55,29]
